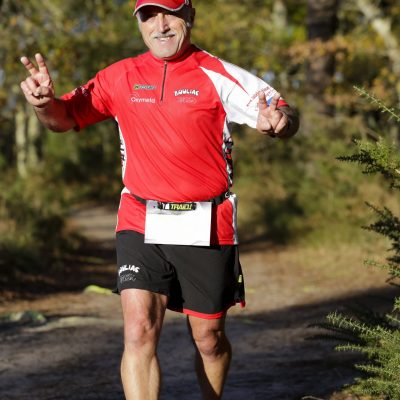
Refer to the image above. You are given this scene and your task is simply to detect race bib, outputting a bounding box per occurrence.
[144,201,212,246]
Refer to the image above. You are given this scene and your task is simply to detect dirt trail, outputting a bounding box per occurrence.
[0,207,395,400]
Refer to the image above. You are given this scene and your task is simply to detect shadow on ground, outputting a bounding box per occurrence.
[1,206,397,400]
[1,284,397,400]
[0,238,117,301]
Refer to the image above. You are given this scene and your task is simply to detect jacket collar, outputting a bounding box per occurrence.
[146,44,196,66]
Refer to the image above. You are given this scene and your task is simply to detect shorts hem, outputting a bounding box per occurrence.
[168,300,246,319]
[116,285,170,297]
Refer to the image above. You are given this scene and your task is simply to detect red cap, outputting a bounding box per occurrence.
[134,0,192,15]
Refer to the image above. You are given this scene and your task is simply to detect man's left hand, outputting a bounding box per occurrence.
[256,92,288,137]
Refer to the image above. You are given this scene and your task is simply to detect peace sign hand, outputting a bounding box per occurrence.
[256,92,288,137]
[20,53,55,108]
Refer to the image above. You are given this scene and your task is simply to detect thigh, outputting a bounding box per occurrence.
[121,288,168,341]
[165,245,245,318]
[116,230,175,296]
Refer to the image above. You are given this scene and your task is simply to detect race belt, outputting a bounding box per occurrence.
[131,190,232,246]
[132,190,231,208]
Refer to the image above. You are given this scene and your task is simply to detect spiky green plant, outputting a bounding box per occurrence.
[317,88,400,399]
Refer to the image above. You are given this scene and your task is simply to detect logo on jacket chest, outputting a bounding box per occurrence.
[174,88,200,104]
[174,88,200,97]
[134,83,157,91]
[130,83,157,104]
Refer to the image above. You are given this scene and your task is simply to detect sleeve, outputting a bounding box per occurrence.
[60,68,115,131]
[212,60,288,129]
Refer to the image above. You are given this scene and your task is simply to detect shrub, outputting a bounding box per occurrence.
[317,89,400,399]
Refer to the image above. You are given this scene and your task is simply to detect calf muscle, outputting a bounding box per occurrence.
[120,289,168,400]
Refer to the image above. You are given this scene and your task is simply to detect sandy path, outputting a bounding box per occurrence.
[0,207,394,400]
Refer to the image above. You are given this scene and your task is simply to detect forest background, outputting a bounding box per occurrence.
[1,0,400,287]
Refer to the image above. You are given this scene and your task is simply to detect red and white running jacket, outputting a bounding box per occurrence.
[61,45,288,245]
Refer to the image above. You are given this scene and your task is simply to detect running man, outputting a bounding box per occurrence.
[20,1,299,399]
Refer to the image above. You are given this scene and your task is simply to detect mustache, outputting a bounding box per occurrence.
[153,33,175,39]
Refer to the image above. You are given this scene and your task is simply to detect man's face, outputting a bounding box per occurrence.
[137,6,194,60]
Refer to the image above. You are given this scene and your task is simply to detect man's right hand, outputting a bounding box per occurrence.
[20,53,55,108]
[19,53,75,132]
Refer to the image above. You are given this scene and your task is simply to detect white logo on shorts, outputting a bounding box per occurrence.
[119,264,140,276]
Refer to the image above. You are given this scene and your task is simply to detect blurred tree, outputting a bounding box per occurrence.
[0,0,399,248]
[306,0,339,114]
[355,0,400,104]
[0,0,143,180]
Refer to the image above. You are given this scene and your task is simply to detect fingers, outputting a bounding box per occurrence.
[261,120,273,133]
[20,80,31,96]
[21,55,38,76]
[34,85,54,98]
[266,110,287,134]
[25,76,40,95]
[21,76,51,96]
[20,79,37,97]
[258,91,281,114]
[258,91,268,111]
[35,53,50,75]
[268,92,281,112]
[257,91,285,135]
[274,111,288,134]
[20,53,49,76]
[20,80,42,106]
[20,78,54,108]
[257,109,288,136]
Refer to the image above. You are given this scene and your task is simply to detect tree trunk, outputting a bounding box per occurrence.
[355,0,400,106]
[26,107,42,168]
[15,103,28,178]
[14,102,43,177]
[272,0,287,31]
[306,0,339,114]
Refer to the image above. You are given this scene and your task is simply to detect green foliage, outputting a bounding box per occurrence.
[0,0,141,182]
[337,88,400,191]
[354,87,400,124]
[1,1,400,280]
[317,93,400,399]
[234,111,376,244]
[325,312,400,399]
[364,204,400,268]
[0,171,83,283]
[338,138,400,189]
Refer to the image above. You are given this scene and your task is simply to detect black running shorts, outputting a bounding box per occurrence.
[115,230,245,319]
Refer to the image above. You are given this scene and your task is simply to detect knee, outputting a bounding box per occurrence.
[124,316,159,351]
[192,327,228,359]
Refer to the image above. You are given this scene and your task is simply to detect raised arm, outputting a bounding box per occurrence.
[256,92,299,138]
[20,53,75,132]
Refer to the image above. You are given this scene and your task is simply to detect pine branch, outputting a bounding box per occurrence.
[384,314,400,328]
[363,257,400,284]
[326,312,388,338]
[363,203,400,242]
[307,333,363,344]
[345,302,392,328]
[365,259,400,276]
[353,375,400,397]
[337,138,400,188]
[354,86,400,123]
[317,88,400,400]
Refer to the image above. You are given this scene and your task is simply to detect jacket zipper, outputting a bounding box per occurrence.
[160,61,168,102]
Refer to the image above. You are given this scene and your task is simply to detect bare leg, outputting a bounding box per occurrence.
[120,289,168,400]
[188,314,231,400]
